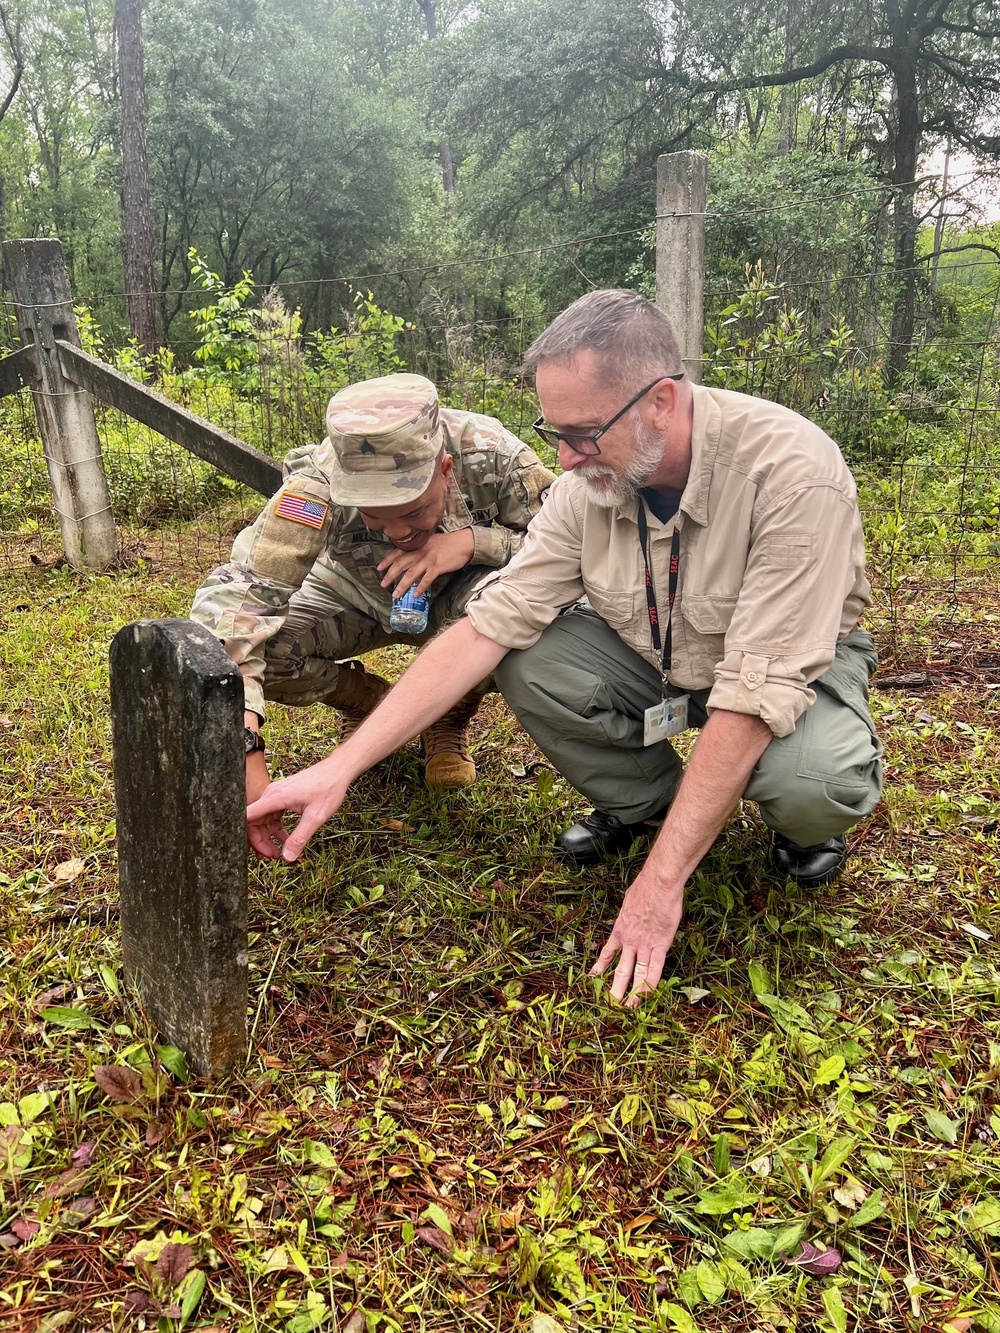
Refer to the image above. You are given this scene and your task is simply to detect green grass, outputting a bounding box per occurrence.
[1,536,999,1333]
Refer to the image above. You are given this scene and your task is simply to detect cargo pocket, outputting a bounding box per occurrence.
[796,632,882,790]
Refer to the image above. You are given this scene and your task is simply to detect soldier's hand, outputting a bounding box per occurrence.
[246,760,349,862]
[378,530,475,598]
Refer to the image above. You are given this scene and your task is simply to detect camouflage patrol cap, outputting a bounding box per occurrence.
[325,373,444,507]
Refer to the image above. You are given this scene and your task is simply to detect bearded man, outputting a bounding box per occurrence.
[245,290,882,1006]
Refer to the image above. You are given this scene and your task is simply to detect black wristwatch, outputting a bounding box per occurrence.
[244,727,266,756]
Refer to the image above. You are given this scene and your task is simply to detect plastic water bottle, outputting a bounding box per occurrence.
[389,584,430,634]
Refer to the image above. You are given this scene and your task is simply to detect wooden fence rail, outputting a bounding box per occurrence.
[0,237,280,571]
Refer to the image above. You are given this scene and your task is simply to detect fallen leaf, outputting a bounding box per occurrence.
[52,857,85,884]
[156,1242,193,1288]
[415,1225,453,1254]
[0,715,13,729]
[64,1196,97,1220]
[786,1241,842,1275]
[0,1233,20,1249]
[379,819,414,832]
[93,1065,145,1104]
[11,1218,39,1241]
[145,1121,168,1147]
[944,1318,975,1332]
[624,1213,658,1232]
[71,1142,96,1167]
[44,1167,86,1198]
[532,1317,568,1333]
[38,1313,75,1333]
[35,985,73,1010]
[833,1178,868,1210]
[343,1312,366,1333]
[123,1291,155,1315]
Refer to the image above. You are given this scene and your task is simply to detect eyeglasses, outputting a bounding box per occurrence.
[532,374,685,457]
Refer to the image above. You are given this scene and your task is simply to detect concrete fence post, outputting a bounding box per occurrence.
[655,151,708,383]
[110,619,248,1077]
[2,238,118,570]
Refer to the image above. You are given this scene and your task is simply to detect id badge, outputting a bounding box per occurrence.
[643,693,689,746]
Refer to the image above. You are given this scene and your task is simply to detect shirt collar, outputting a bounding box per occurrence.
[438,451,473,531]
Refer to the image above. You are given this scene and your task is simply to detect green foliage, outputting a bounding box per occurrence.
[1,553,999,1331]
[186,251,259,385]
[704,262,903,460]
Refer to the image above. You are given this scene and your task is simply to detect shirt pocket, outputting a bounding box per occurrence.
[680,595,739,680]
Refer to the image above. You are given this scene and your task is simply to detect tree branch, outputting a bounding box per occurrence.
[920,242,1000,262]
[0,1,24,123]
[699,44,895,95]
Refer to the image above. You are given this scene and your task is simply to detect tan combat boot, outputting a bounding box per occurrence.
[322,660,391,740]
[421,685,488,790]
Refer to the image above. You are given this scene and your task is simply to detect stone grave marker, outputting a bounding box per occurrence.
[110,619,247,1076]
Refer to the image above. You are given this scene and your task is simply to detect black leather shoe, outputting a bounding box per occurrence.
[770,832,847,888]
[555,810,654,866]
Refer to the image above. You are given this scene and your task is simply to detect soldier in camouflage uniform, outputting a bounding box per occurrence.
[190,373,555,801]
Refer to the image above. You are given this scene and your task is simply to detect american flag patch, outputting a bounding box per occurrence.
[275,492,329,529]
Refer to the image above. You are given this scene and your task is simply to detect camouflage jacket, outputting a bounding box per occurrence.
[190,407,554,716]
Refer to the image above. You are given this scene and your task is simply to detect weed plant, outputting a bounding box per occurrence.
[1,540,999,1331]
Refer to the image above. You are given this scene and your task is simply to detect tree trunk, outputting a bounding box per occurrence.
[115,0,158,354]
[886,51,920,386]
[417,0,455,195]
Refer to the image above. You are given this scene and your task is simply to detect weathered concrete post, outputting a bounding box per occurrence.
[2,238,118,570]
[110,619,248,1077]
[656,151,708,384]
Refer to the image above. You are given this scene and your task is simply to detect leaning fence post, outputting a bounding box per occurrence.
[656,151,708,383]
[110,619,248,1077]
[2,238,117,570]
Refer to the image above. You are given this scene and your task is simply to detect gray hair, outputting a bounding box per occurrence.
[522,288,683,389]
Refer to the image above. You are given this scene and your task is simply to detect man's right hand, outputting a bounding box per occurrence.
[245,758,350,861]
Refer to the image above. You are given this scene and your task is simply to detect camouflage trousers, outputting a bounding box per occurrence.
[263,564,490,706]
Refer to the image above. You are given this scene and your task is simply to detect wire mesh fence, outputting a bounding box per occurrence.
[1,174,998,670]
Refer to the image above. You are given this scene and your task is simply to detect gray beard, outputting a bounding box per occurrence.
[578,423,665,508]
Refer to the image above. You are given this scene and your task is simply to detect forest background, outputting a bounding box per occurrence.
[2,0,1000,587]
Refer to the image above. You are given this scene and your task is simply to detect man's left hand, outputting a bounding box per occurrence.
[378,530,475,598]
[589,873,684,1008]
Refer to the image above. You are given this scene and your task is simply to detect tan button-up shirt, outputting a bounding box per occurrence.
[465,384,870,738]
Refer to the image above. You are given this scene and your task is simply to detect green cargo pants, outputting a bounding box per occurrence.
[262,564,490,707]
[494,607,883,846]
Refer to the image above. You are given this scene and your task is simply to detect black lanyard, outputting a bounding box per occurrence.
[637,498,681,683]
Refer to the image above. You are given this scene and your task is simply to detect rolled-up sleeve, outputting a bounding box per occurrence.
[464,474,585,649]
[706,481,866,737]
